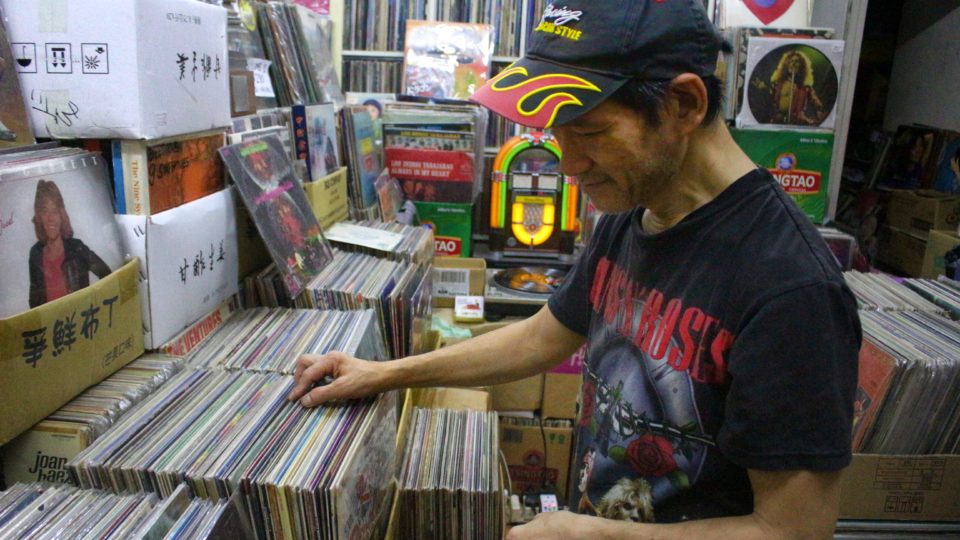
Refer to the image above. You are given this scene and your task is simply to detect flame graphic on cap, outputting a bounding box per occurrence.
[490,66,601,128]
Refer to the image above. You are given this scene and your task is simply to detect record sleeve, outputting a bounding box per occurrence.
[0,151,124,318]
[220,135,333,298]
[738,37,844,130]
[932,132,960,194]
[402,20,493,100]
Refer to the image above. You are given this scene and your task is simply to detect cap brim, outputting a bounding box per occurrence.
[470,56,627,129]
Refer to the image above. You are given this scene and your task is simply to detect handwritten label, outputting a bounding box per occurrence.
[20,295,118,368]
[30,89,79,129]
[178,240,227,285]
[247,58,275,98]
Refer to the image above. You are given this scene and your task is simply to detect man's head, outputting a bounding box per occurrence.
[471,1,726,213]
[471,0,724,130]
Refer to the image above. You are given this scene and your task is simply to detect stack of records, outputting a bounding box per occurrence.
[383,100,486,203]
[186,307,386,373]
[256,2,344,107]
[435,0,523,57]
[0,482,247,539]
[903,277,960,320]
[226,3,278,110]
[844,271,949,315]
[342,0,427,51]
[340,106,383,218]
[229,107,296,165]
[297,250,432,359]
[342,60,404,94]
[244,263,295,308]
[69,370,397,540]
[337,220,434,264]
[396,407,502,539]
[7,354,183,449]
[853,310,960,454]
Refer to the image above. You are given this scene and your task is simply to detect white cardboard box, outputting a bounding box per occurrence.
[117,188,240,349]
[3,0,230,139]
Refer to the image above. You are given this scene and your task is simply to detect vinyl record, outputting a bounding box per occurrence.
[493,266,566,295]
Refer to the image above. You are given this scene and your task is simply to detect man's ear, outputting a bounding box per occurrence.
[665,73,708,134]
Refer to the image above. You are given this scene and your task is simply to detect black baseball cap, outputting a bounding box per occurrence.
[471,0,724,128]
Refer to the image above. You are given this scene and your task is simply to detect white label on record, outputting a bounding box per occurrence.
[247,58,275,98]
[325,222,403,252]
[433,268,470,297]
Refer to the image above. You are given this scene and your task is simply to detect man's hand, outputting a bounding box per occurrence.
[287,352,390,407]
[506,511,591,540]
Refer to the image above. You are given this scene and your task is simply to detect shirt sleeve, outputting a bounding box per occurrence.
[547,214,619,336]
[717,279,861,471]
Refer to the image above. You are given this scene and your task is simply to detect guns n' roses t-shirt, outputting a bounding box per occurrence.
[548,168,860,522]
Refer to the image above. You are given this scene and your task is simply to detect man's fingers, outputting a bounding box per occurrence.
[287,355,335,401]
[293,354,319,383]
[298,380,341,408]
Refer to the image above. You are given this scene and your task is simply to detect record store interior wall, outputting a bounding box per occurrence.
[883,2,960,133]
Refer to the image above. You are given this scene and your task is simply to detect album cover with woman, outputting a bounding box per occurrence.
[0,151,125,318]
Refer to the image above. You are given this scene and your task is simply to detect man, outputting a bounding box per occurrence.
[289,1,861,538]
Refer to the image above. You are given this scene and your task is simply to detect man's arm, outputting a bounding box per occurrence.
[289,304,585,406]
[507,468,842,540]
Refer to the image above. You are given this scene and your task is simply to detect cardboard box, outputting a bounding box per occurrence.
[0,259,144,444]
[415,201,473,257]
[542,373,581,420]
[839,454,960,521]
[878,226,926,277]
[492,375,545,412]
[432,257,486,308]
[3,0,230,139]
[921,229,960,279]
[117,188,240,349]
[887,190,960,237]
[500,420,574,499]
[303,166,349,230]
[542,346,586,420]
[732,129,834,224]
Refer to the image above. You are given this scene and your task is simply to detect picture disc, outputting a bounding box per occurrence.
[493,266,566,295]
[747,42,839,127]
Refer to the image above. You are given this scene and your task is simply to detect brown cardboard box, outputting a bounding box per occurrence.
[542,346,586,420]
[887,190,960,237]
[839,454,960,521]
[492,374,545,412]
[921,229,960,278]
[0,259,144,444]
[878,226,927,277]
[500,420,574,499]
[432,257,487,308]
[542,373,582,420]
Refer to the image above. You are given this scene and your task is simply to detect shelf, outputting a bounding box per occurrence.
[343,50,404,59]
[342,50,518,64]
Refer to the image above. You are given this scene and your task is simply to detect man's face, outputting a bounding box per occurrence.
[552,99,683,214]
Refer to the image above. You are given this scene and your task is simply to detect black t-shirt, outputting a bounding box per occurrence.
[549,168,861,523]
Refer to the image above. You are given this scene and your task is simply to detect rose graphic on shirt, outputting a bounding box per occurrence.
[626,434,677,477]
